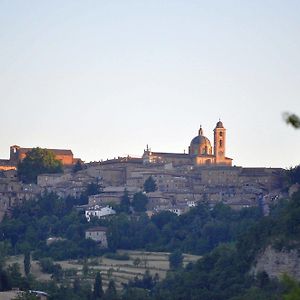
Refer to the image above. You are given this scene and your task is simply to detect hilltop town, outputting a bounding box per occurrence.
[0,120,284,221]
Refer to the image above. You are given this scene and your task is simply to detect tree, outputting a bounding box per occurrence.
[17,147,62,183]
[143,176,157,193]
[287,165,300,184]
[282,274,300,300]
[82,259,89,277]
[23,250,31,277]
[73,160,83,173]
[93,271,103,299]
[132,192,149,212]
[133,257,141,268]
[104,280,118,300]
[120,189,131,213]
[169,249,183,269]
[284,112,300,129]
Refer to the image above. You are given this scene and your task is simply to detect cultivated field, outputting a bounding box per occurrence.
[6,250,201,290]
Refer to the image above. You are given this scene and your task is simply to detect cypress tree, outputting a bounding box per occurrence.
[23,250,31,277]
[93,271,103,299]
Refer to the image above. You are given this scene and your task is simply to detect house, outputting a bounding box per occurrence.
[85,205,116,222]
[85,226,108,248]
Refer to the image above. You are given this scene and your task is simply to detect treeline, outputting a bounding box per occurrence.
[107,203,261,254]
[0,192,101,260]
[0,190,262,260]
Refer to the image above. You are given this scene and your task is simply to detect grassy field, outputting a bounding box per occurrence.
[6,250,201,290]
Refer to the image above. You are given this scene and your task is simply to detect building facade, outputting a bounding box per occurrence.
[143,120,232,166]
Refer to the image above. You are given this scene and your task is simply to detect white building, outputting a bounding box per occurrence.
[85,205,116,222]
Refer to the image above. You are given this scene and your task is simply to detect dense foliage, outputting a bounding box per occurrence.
[1,187,300,299]
[107,203,261,254]
[143,176,157,193]
[0,192,101,260]
[149,191,300,300]
[17,148,63,183]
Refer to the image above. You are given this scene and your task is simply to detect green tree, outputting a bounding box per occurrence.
[82,259,89,277]
[143,176,157,193]
[23,250,31,277]
[284,112,300,129]
[169,249,183,269]
[104,280,118,300]
[132,192,149,212]
[282,274,300,300]
[133,257,141,268]
[120,189,131,213]
[93,271,103,299]
[17,147,62,183]
[7,263,22,287]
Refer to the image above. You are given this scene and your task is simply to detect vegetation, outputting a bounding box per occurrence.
[168,249,183,269]
[23,250,31,277]
[104,252,130,261]
[119,190,131,214]
[284,112,300,129]
[73,160,83,173]
[131,192,149,212]
[144,176,157,193]
[107,203,261,254]
[287,165,300,185]
[93,271,103,299]
[1,182,300,299]
[17,148,63,183]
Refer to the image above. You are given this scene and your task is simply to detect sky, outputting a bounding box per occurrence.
[0,0,299,168]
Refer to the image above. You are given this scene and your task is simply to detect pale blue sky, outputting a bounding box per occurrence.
[0,0,299,167]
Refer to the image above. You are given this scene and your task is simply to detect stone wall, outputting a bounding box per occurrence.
[252,245,300,280]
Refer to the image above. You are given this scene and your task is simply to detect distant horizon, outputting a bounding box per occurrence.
[1,1,299,169]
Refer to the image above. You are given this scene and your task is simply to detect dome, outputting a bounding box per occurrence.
[189,127,213,156]
[190,135,211,146]
[216,120,224,128]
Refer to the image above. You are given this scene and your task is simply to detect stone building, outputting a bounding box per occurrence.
[85,226,108,248]
[142,120,232,167]
[0,145,80,171]
[9,145,75,165]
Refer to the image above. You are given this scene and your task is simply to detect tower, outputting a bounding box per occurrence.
[10,145,20,164]
[214,120,226,164]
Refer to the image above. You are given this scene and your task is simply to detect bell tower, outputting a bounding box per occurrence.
[214,120,226,164]
[10,145,20,164]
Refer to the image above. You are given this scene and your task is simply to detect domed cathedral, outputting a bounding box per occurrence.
[142,120,233,167]
[189,121,232,166]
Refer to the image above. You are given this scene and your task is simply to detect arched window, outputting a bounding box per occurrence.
[219,140,223,147]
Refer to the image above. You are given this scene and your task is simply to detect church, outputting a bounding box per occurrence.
[142,120,233,166]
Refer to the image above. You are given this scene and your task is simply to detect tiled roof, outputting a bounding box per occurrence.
[19,148,73,156]
[86,226,107,232]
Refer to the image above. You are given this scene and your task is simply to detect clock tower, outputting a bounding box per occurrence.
[214,120,226,164]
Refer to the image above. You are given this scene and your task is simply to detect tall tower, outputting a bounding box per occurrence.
[214,120,226,164]
[10,145,20,164]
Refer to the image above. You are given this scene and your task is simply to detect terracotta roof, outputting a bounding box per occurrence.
[19,148,73,156]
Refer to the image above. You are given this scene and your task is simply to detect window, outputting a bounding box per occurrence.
[220,132,223,137]
[219,140,223,147]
